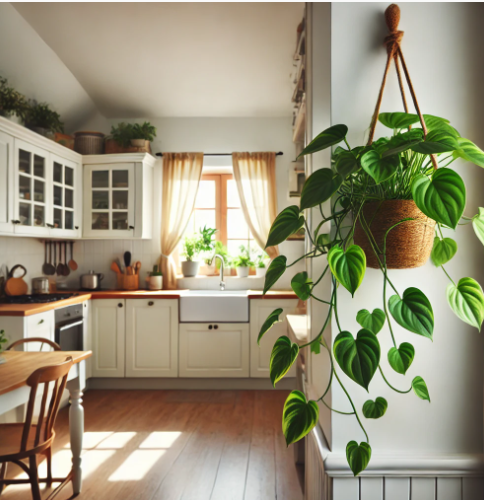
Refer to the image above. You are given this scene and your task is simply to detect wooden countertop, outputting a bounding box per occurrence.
[0,289,297,317]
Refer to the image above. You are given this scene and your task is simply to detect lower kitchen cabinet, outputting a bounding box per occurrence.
[125,299,178,377]
[250,299,298,378]
[179,323,249,378]
[91,299,125,378]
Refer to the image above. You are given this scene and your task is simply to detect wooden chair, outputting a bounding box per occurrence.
[0,356,73,500]
[7,338,61,352]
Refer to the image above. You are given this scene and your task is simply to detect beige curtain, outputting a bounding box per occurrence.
[232,152,279,259]
[160,153,203,289]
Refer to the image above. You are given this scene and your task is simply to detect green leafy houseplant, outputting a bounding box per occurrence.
[132,122,157,142]
[26,101,64,134]
[181,235,198,262]
[110,122,157,147]
[233,245,254,268]
[260,112,484,476]
[0,77,29,121]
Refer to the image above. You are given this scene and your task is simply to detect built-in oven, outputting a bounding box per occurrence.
[55,303,84,351]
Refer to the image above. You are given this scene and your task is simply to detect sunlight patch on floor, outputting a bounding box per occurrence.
[140,431,182,449]
[108,450,166,481]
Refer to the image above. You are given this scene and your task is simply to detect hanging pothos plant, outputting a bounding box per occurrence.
[259,111,484,476]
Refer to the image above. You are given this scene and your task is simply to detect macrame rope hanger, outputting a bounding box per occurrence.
[367,3,438,170]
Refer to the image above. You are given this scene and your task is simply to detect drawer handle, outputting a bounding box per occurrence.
[148,301,154,306]
[46,223,55,228]
[38,319,44,325]
[214,324,218,330]
[11,219,20,224]
[118,303,123,308]
[208,324,213,330]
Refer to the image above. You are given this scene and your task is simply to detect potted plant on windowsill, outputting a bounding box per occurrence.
[234,245,254,278]
[148,265,163,290]
[198,226,218,276]
[181,235,200,277]
[255,252,268,278]
[25,101,64,137]
[0,330,8,364]
[0,77,29,125]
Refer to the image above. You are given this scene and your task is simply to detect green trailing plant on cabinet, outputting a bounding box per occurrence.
[0,77,30,120]
[259,112,484,476]
[26,101,64,134]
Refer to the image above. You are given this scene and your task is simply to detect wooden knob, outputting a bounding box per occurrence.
[385,4,400,32]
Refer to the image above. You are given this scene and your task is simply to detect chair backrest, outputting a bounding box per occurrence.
[21,356,73,453]
[7,337,61,352]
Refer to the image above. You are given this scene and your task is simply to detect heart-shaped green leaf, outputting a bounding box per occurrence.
[388,287,434,340]
[266,206,305,248]
[316,233,331,248]
[423,114,450,130]
[411,129,459,154]
[257,308,284,344]
[412,169,466,229]
[335,151,360,179]
[453,137,484,167]
[388,342,415,375]
[362,397,388,419]
[300,168,342,211]
[431,237,457,266]
[282,390,319,446]
[263,256,287,294]
[379,112,419,130]
[360,150,400,184]
[447,277,484,331]
[333,329,380,391]
[381,129,424,156]
[291,272,313,301]
[356,308,385,334]
[412,376,430,402]
[472,208,484,246]
[328,245,366,297]
[298,124,348,158]
[346,441,372,476]
[270,336,299,387]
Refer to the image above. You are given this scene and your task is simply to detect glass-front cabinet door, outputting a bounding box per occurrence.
[83,163,135,238]
[13,139,50,236]
[50,154,80,238]
[0,131,14,234]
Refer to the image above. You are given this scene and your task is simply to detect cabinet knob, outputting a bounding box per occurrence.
[11,220,20,224]
[148,301,154,306]
[38,319,44,325]
[208,324,213,330]
[118,303,123,308]
[129,225,135,230]
[214,324,218,330]
[46,223,55,228]
[75,226,79,230]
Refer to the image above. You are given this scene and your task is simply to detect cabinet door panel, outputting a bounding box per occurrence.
[91,299,125,377]
[125,299,178,377]
[0,131,14,233]
[249,299,298,378]
[25,311,55,351]
[179,323,249,378]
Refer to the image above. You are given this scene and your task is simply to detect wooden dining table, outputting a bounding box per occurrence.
[0,350,92,495]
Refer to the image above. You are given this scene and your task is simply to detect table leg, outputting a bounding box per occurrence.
[69,387,84,494]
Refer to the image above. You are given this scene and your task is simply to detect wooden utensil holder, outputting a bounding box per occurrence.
[117,273,139,290]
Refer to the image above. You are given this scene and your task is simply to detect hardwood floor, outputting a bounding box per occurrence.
[2,390,304,500]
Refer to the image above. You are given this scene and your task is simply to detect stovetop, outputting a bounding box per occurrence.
[0,293,75,304]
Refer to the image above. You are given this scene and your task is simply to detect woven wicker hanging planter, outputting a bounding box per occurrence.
[352,4,438,270]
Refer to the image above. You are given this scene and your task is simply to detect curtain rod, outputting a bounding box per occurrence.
[155,152,283,157]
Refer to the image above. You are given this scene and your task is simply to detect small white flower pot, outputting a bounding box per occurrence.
[255,267,266,278]
[149,275,163,290]
[236,266,250,278]
[182,261,200,277]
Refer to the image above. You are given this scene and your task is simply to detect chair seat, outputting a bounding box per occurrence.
[0,424,51,460]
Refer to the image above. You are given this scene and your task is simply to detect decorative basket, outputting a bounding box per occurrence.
[74,131,105,155]
[354,200,435,269]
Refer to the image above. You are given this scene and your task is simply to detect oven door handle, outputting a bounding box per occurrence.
[57,319,84,332]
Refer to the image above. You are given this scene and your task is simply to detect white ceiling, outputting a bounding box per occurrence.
[14,2,303,119]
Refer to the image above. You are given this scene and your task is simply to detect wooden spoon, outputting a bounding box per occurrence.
[134,261,141,275]
[56,241,64,276]
[68,241,78,271]
[46,242,56,275]
[63,242,70,276]
[42,241,54,275]
[111,262,121,274]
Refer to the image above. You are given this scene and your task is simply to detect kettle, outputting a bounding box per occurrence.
[80,271,104,290]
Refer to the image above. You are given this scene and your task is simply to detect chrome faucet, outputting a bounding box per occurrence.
[210,254,225,291]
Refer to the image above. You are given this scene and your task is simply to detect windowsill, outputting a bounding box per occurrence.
[177,275,264,291]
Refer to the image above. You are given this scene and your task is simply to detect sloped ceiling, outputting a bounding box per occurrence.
[14,2,303,118]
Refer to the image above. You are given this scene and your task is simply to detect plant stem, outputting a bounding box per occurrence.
[379,366,412,394]
[344,138,352,150]
[310,294,332,305]
[312,264,329,288]
[441,264,456,286]
[319,398,355,415]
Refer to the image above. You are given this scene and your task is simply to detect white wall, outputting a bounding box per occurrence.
[0,3,105,133]
[328,2,484,459]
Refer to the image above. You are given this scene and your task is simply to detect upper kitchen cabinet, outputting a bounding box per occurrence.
[0,130,14,234]
[82,153,155,239]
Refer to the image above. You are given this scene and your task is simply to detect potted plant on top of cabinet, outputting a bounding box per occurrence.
[25,101,64,138]
[0,77,29,125]
[233,245,254,278]
[130,122,157,147]
[106,121,157,153]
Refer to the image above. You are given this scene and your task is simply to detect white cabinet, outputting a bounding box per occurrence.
[82,153,155,239]
[91,299,125,378]
[0,130,14,234]
[24,310,55,351]
[179,323,249,378]
[250,299,298,378]
[125,299,178,377]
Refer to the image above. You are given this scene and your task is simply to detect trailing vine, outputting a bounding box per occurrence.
[259,112,484,476]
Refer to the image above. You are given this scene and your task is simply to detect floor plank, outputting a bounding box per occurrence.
[1,389,303,500]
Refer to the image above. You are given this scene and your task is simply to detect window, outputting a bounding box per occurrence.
[179,170,260,263]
